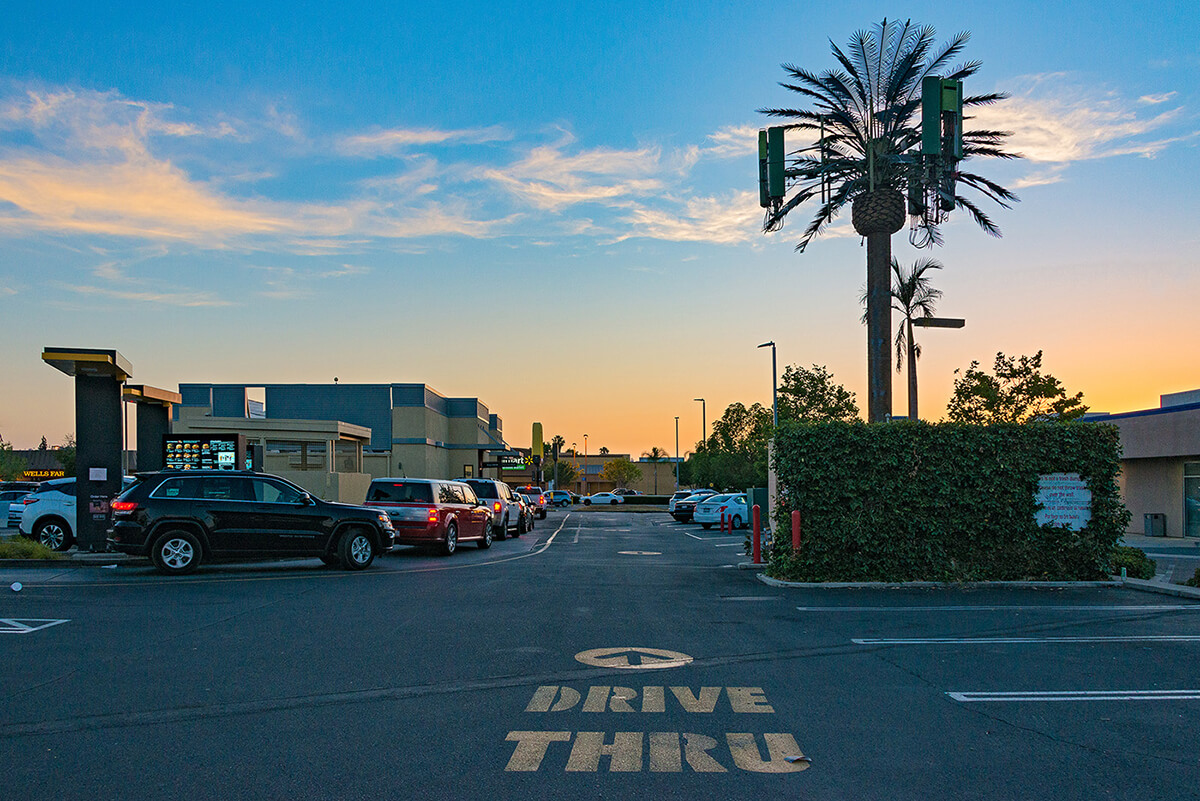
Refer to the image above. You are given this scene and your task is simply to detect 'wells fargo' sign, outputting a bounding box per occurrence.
[22,469,66,480]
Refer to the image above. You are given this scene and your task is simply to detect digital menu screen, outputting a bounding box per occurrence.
[165,436,242,470]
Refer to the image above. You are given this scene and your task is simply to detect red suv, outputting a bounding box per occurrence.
[365,478,493,555]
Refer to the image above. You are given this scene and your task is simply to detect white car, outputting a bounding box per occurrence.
[693,493,749,530]
[19,476,136,550]
[2,490,32,528]
[582,492,624,506]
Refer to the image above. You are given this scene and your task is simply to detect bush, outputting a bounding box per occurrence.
[768,421,1131,582]
[1183,568,1200,588]
[0,538,63,560]
[1109,546,1156,579]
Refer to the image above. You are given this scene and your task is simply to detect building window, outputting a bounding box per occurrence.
[266,441,326,471]
[1185,463,1200,538]
[335,441,360,473]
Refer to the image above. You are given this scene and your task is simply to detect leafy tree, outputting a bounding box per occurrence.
[55,433,76,476]
[688,403,774,490]
[759,18,1018,421]
[778,364,860,423]
[946,351,1088,424]
[600,457,641,489]
[641,446,670,494]
[0,434,28,481]
[549,455,576,489]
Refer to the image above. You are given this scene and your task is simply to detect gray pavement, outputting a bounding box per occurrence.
[2,509,1199,800]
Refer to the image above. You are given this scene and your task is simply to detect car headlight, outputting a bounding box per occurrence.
[377,513,394,531]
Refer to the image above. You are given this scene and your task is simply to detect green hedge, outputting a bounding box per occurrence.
[768,421,1131,582]
[1110,546,1155,579]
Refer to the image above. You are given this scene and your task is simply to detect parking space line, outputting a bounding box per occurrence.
[854,635,1200,644]
[948,690,1200,702]
[800,605,1199,612]
[0,618,70,634]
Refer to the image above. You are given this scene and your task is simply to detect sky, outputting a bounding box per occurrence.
[1,0,1197,456]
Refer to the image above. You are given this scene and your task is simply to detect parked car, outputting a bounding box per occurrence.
[463,478,523,538]
[20,476,136,550]
[668,488,717,515]
[514,486,548,518]
[364,477,493,556]
[3,490,32,528]
[693,493,749,529]
[612,488,643,496]
[546,489,573,507]
[670,490,720,523]
[583,492,624,506]
[107,470,395,574]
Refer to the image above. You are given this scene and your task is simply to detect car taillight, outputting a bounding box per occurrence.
[493,501,502,513]
[538,495,545,504]
[111,501,138,512]
[427,507,439,523]
[23,497,37,504]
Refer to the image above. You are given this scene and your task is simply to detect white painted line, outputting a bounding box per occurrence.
[684,533,707,540]
[0,618,70,634]
[722,596,777,602]
[801,605,1200,612]
[855,635,1200,645]
[948,690,1200,702]
[713,543,743,548]
[1144,552,1200,559]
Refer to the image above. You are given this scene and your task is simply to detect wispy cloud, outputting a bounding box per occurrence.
[481,132,662,211]
[972,74,1193,169]
[61,282,235,307]
[616,190,763,245]
[339,125,511,156]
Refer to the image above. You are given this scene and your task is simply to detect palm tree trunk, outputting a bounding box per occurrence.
[866,232,893,422]
[907,318,918,420]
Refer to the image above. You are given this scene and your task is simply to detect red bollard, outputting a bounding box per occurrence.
[792,509,802,552]
[720,512,727,534]
[752,504,762,564]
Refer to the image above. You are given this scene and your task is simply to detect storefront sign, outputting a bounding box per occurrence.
[22,469,65,480]
[1035,473,1092,529]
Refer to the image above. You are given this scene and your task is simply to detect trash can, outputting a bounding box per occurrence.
[1144,513,1166,537]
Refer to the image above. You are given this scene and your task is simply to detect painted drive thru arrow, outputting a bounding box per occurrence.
[574,647,694,670]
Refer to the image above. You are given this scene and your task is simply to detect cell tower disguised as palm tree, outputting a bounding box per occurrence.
[758,18,1019,421]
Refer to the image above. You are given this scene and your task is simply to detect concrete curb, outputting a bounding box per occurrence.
[749,569,1200,598]
[0,554,144,569]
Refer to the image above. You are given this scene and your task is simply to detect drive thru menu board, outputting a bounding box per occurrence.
[164,435,246,470]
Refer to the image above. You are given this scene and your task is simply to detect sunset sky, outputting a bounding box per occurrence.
[2,1,1197,455]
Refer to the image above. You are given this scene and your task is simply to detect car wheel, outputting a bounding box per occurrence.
[538,510,546,519]
[610,499,618,505]
[153,530,202,575]
[34,519,72,551]
[478,525,493,549]
[701,523,712,530]
[583,499,591,506]
[338,528,375,570]
[731,515,743,530]
[516,514,527,535]
[441,522,458,556]
[495,514,508,541]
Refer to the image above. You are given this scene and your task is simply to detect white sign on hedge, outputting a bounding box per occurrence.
[1036,473,1092,529]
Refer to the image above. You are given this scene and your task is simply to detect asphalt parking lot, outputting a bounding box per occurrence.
[2,511,1198,800]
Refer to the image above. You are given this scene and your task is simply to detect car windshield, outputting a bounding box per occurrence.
[366,481,434,503]
[704,494,733,504]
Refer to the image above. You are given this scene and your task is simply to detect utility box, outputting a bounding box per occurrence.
[1144,513,1166,537]
[746,487,769,525]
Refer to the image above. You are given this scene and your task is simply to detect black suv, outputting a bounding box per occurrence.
[108,471,395,575]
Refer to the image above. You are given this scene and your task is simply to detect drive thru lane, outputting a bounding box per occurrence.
[1,509,1197,800]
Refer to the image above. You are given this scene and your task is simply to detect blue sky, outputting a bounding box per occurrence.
[2,1,1197,454]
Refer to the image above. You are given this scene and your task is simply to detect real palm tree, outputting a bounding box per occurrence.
[889,258,943,420]
[550,434,566,488]
[642,446,669,494]
[759,18,1019,421]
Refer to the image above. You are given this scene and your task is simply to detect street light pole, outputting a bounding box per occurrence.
[693,398,706,446]
[909,317,966,421]
[758,341,777,427]
[674,416,679,490]
[583,434,588,497]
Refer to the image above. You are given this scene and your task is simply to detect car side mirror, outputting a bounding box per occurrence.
[300,493,315,506]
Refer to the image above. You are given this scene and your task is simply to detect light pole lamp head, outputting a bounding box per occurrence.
[757,341,774,349]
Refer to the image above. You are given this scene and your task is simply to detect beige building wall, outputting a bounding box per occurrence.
[1120,457,1187,538]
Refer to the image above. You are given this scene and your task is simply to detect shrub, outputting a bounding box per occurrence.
[1109,546,1156,579]
[768,421,1130,582]
[0,538,63,560]
[1183,568,1200,588]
